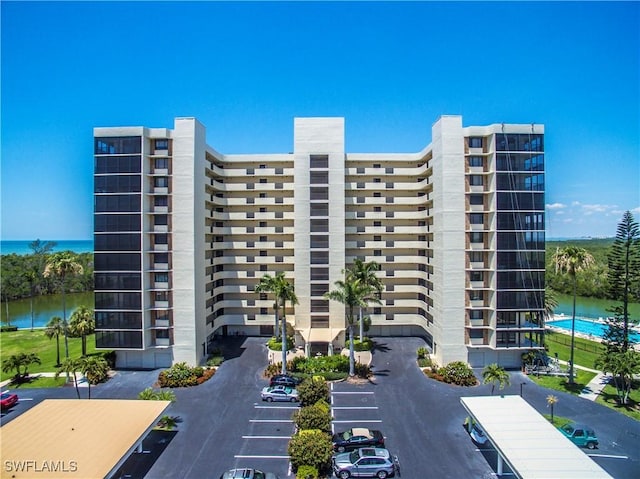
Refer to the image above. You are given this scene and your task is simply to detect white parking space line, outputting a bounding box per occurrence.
[331,391,375,395]
[234,455,290,459]
[249,419,294,423]
[587,453,629,459]
[332,420,382,423]
[17,398,33,401]
[242,435,292,439]
[254,405,299,409]
[332,406,378,410]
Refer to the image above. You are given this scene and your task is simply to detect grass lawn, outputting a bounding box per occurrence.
[545,330,605,370]
[0,330,98,382]
[542,413,572,428]
[9,375,67,389]
[528,369,597,396]
[596,380,640,422]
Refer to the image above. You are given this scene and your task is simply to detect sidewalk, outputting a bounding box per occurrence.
[556,359,609,401]
[0,371,87,390]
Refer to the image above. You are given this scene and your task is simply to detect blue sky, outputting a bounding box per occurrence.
[2,1,638,240]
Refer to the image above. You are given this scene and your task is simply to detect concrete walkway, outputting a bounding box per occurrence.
[555,359,609,401]
[0,371,87,390]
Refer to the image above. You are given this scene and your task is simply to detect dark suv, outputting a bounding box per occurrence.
[269,374,301,388]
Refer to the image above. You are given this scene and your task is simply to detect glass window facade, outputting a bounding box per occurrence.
[94,135,144,350]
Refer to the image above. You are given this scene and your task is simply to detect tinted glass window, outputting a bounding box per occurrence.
[95,156,141,174]
[94,214,141,232]
[96,330,142,348]
[95,195,141,213]
[95,137,141,154]
[95,175,141,193]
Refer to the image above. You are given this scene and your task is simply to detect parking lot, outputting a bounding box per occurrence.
[3,336,640,478]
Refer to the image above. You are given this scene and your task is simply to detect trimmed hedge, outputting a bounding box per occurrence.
[345,337,373,351]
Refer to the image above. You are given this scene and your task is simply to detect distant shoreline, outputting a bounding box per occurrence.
[0,239,93,256]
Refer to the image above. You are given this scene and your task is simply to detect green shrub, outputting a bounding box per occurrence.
[417,347,429,359]
[0,326,18,332]
[291,354,349,375]
[418,356,432,368]
[138,387,176,402]
[157,362,213,388]
[292,400,333,433]
[345,337,373,351]
[102,350,117,368]
[297,377,330,406]
[354,362,371,378]
[206,355,224,367]
[440,361,478,386]
[267,336,294,351]
[295,465,319,479]
[288,429,333,474]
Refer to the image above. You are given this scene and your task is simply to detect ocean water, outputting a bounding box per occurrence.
[0,239,93,256]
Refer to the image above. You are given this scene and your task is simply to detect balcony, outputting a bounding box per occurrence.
[154,301,170,308]
[154,281,170,289]
[155,338,170,346]
[154,319,170,328]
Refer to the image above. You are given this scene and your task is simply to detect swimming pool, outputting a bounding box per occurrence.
[548,318,640,341]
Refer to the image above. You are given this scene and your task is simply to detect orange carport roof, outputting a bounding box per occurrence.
[0,399,171,479]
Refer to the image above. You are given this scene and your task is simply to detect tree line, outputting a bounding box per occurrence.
[1,240,94,303]
[546,237,640,301]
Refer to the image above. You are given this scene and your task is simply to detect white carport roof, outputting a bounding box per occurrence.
[460,395,613,479]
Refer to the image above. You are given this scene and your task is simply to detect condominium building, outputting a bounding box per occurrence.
[93,115,545,369]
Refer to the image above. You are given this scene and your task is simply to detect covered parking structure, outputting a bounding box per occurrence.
[0,399,171,479]
[460,395,613,479]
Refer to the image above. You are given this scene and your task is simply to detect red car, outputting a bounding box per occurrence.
[0,392,18,410]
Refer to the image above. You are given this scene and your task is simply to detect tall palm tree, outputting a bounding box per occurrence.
[278,277,298,375]
[256,272,284,339]
[45,316,65,366]
[553,246,595,384]
[325,275,371,377]
[482,363,510,395]
[23,266,39,331]
[43,252,84,365]
[69,305,95,356]
[546,395,558,424]
[350,259,383,341]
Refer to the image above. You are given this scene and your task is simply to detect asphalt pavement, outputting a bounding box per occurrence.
[2,336,639,478]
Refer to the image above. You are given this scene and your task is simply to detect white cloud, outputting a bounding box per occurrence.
[546,202,566,210]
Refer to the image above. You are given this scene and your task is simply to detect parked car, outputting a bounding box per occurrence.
[332,427,385,452]
[332,447,396,478]
[0,392,18,410]
[269,374,301,388]
[260,385,299,402]
[469,424,488,445]
[558,422,599,449]
[219,468,279,479]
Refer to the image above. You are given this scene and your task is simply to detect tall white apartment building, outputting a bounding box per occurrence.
[93,116,545,369]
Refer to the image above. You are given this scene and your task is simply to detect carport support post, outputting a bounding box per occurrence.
[497,454,504,475]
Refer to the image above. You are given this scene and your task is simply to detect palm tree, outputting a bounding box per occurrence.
[595,349,640,405]
[482,363,510,395]
[256,272,285,339]
[1,352,41,382]
[69,306,95,356]
[23,266,39,331]
[546,395,558,424]
[553,246,595,384]
[325,275,372,377]
[278,277,298,375]
[78,356,109,399]
[43,252,84,365]
[45,316,65,366]
[55,357,81,399]
[349,259,383,341]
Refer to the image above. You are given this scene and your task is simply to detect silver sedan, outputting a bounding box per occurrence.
[260,385,299,402]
